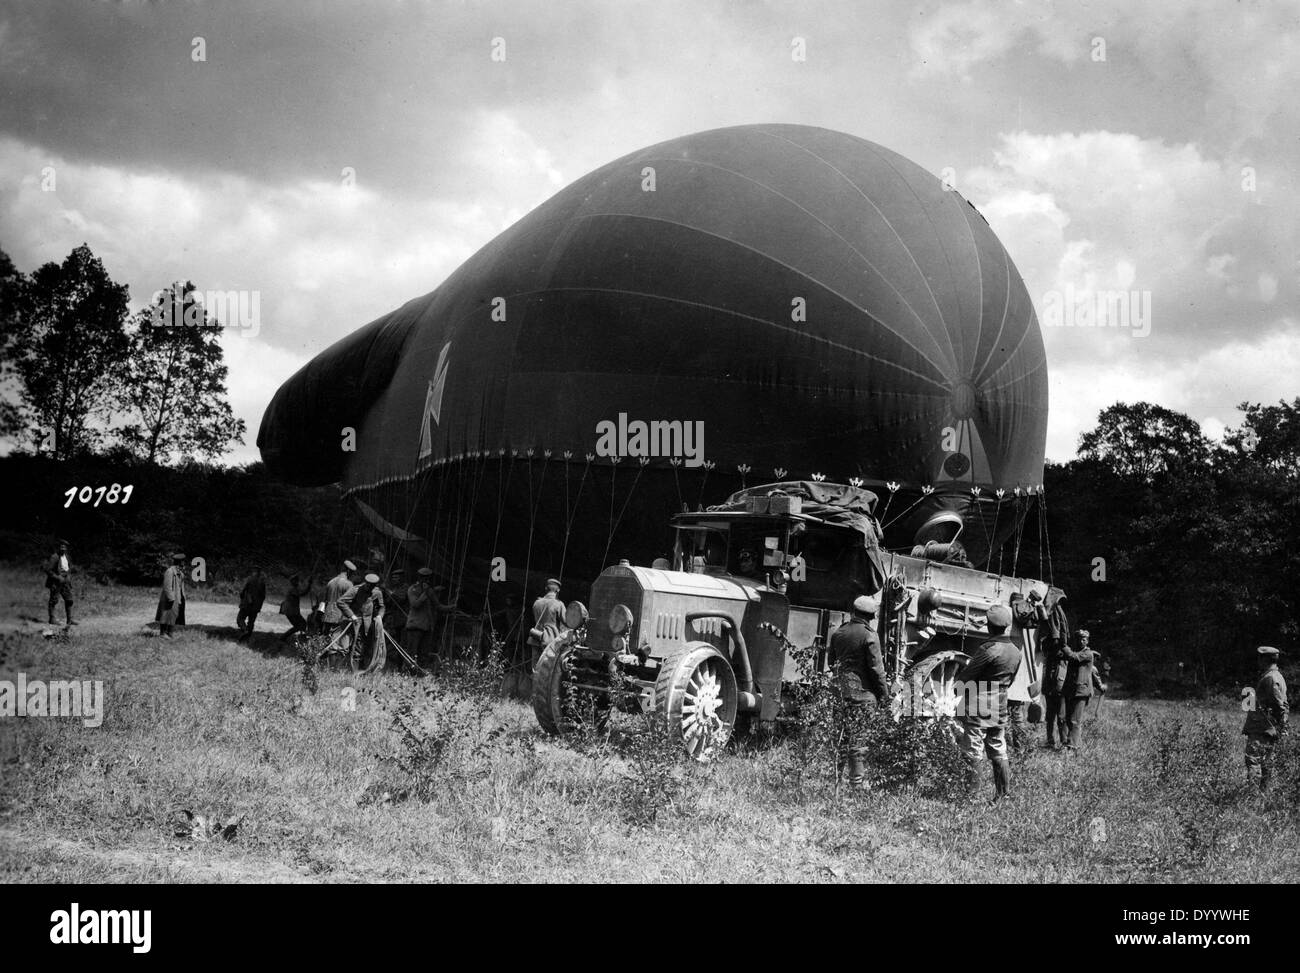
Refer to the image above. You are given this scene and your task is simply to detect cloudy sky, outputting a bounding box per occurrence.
[2,0,1297,464]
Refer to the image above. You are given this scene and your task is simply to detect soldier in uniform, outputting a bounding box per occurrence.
[956,604,1020,801]
[528,578,566,672]
[1061,629,1102,750]
[340,572,385,668]
[828,594,888,787]
[1040,591,1071,748]
[1242,646,1288,791]
[236,566,267,642]
[322,560,358,650]
[155,553,187,639]
[42,539,75,627]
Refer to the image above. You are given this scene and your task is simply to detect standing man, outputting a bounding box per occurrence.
[42,539,75,627]
[340,572,385,668]
[236,567,267,642]
[384,568,409,648]
[323,560,358,650]
[828,594,888,787]
[1243,646,1288,791]
[1040,590,1072,748]
[1061,629,1102,750]
[155,553,187,639]
[404,568,437,668]
[527,578,566,672]
[957,604,1021,801]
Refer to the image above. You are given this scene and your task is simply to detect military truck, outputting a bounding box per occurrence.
[533,481,1048,759]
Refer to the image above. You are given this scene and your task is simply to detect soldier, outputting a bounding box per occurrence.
[322,560,358,650]
[384,568,409,648]
[1061,629,1102,750]
[1242,646,1288,791]
[957,604,1020,801]
[736,549,761,579]
[403,568,437,667]
[278,574,312,645]
[528,578,566,672]
[1040,590,1071,748]
[42,538,76,627]
[828,594,888,787]
[155,553,187,639]
[430,584,460,663]
[340,572,385,668]
[236,566,267,642]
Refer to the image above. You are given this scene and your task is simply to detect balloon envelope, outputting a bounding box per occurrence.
[259,124,1047,583]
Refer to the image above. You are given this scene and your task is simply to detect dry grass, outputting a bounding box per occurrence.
[1,568,1296,883]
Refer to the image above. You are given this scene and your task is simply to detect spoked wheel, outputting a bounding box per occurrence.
[655,643,738,761]
[898,649,970,721]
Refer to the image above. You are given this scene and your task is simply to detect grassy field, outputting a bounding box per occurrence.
[1,568,1296,883]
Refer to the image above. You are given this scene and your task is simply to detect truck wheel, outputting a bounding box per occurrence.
[655,643,738,761]
[898,649,970,720]
[532,637,575,735]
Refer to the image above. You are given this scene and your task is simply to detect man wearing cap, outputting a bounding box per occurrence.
[528,578,566,672]
[1242,646,1288,791]
[404,568,454,668]
[340,572,385,667]
[828,594,888,786]
[322,560,357,648]
[155,553,188,638]
[957,604,1021,801]
[42,539,76,627]
[1061,629,1102,750]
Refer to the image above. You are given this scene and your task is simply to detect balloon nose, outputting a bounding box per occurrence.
[950,380,978,419]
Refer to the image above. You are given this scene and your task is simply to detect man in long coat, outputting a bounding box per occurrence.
[155,553,187,638]
[828,594,888,786]
[957,604,1021,801]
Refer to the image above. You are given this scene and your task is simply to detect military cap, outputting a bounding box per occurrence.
[343,559,358,571]
[1257,646,1280,658]
[546,578,561,589]
[56,538,69,547]
[171,552,187,562]
[364,572,380,584]
[986,604,1012,630]
[852,594,879,616]
[417,567,434,577]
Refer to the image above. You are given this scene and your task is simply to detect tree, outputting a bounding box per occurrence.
[0,249,28,441]
[1224,398,1300,479]
[1077,402,1212,482]
[115,282,247,463]
[14,244,131,459]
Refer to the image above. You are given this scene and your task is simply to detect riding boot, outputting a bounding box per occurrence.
[991,758,1011,802]
[65,605,75,625]
[965,761,982,797]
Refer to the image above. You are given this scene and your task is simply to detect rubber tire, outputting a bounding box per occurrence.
[654,642,739,761]
[532,637,575,735]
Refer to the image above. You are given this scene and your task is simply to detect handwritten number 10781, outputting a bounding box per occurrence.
[63,484,134,508]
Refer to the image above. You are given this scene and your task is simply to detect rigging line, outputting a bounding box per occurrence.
[881,490,932,531]
[606,459,618,560]
[1037,493,1044,583]
[483,453,513,616]
[603,460,647,568]
[557,455,592,583]
[986,495,1002,572]
[671,460,683,513]
[518,454,539,660]
[696,463,711,509]
[1041,488,1054,586]
[1011,495,1026,578]
[458,448,490,598]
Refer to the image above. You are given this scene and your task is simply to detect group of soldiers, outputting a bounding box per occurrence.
[234,559,462,670]
[828,588,1289,800]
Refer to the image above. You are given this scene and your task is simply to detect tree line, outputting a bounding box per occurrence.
[0,243,244,464]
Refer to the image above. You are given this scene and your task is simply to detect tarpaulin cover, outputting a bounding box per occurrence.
[712,481,883,547]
